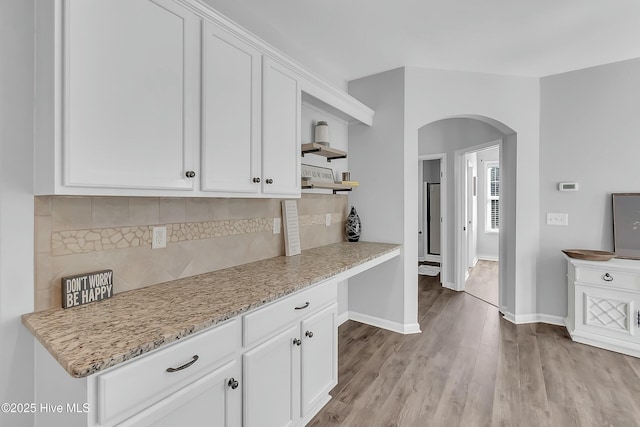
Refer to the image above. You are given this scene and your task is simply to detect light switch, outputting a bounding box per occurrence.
[273,218,281,234]
[547,213,568,226]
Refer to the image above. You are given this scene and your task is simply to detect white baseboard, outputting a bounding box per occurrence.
[418,257,425,262]
[337,311,349,326]
[567,325,640,358]
[441,281,459,291]
[423,254,441,262]
[477,255,499,262]
[501,310,565,326]
[347,311,421,335]
[472,257,479,267]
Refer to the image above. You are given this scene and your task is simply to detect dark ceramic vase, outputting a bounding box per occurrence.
[346,206,361,242]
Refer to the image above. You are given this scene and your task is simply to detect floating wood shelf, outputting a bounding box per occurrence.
[301,143,347,162]
[301,181,353,194]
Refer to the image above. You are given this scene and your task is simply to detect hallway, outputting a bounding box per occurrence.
[309,273,640,427]
[465,260,499,306]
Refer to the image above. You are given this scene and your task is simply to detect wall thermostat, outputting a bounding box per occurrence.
[559,182,579,192]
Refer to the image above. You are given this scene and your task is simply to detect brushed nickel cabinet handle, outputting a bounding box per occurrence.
[603,273,614,282]
[185,171,196,178]
[228,378,239,389]
[166,355,199,373]
[305,330,314,338]
[293,338,302,346]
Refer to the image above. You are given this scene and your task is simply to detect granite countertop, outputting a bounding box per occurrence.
[22,241,400,378]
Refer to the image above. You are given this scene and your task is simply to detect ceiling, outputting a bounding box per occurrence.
[202,0,640,87]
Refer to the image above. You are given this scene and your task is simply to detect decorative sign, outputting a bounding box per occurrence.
[281,200,301,256]
[62,270,114,309]
[301,164,335,183]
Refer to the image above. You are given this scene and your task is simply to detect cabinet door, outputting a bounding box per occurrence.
[122,360,241,427]
[201,21,262,194]
[261,58,301,196]
[300,304,337,417]
[63,0,199,190]
[576,284,637,341]
[244,325,299,427]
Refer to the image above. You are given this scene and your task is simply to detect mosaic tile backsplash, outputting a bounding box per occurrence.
[35,194,348,311]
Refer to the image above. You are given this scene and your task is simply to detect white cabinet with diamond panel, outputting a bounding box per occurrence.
[566,256,640,357]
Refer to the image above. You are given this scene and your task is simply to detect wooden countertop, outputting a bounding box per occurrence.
[22,241,400,378]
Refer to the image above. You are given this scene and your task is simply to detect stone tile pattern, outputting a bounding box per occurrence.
[23,242,400,378]
[51,218,276,255]
[34,195,348,311]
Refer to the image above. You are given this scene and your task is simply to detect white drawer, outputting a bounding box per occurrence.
[96,319,239,426]
[243,279,337,348]
[575,267,640,290]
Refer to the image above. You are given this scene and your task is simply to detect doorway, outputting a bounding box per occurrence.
[456,142,500,306]
[418,154,447,281]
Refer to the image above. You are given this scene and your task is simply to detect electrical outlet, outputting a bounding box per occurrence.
[547,213,569,226]
[325,213,331,227]
[273,218,281,234]
[152,226,167,249]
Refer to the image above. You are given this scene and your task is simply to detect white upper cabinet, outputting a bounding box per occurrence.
[35,0,371,197]
[201,21,262,194]
[61,0,200,192]
[261,58,301,196]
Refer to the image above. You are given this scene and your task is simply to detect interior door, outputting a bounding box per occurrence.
[428,183,441,255]
[467,164,476,268]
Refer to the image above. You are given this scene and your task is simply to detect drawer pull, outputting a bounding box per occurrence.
[305,330,314,338]
[295,302,310,310]
[293,338,302,346]
[228,378,239,390]
[603,273,614,282]
[166,355,199,373]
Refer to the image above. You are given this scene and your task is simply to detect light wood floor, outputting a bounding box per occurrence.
[309,273,640,427]
[465,260,499,307]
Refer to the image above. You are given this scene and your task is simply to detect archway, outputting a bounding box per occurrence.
[417,116,517,316]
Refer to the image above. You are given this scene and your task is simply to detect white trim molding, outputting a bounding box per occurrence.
[441,281,459,292]
[347,311,421,335]
[477,255,499,262]
[566,320,640,358]
[502,311,565,326]
[337,311,349,326]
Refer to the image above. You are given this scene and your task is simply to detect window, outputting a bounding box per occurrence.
[486,162,499,232]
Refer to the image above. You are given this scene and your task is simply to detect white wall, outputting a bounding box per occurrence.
[423,160,440,184]
[348,68,419,333]
[301,101,349,183]
[0,1,35,426]
[477,146,499,260]
[406,67,540,320]
[538,57,640,318]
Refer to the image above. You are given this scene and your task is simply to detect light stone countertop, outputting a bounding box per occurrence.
[22,241,401,378]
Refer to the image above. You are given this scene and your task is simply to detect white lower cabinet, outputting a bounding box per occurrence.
[300,305,337,418]
[34,282,338,427]
[122,360,240,427]
[244,325,299,427]
[244,304,337,427]
[566,256,640,357]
